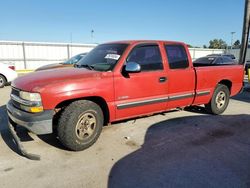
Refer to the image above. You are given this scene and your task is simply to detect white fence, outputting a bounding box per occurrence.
[188,48,225,60]
[227,49,250,61]
[0,41,97,70]
[0,40,245,70]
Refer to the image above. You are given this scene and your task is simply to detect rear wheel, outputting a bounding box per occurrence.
[57,100,104,151]
[205,84,230,115]
[0,75,6,88]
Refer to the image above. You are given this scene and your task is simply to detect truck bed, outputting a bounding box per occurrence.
[193,65,244,105]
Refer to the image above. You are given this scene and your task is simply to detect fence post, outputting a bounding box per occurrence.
[67,44,70,59]
[22,42,27,69]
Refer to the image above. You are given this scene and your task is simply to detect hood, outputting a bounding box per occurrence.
[36,63,73,71]
[12,68,103,92]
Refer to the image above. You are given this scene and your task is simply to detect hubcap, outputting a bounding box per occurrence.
[215,91,226,109]
[75,112,96,140]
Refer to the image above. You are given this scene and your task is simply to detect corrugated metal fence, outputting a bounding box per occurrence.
[189,48,225,60]
[228,49,250,60]
[0,40,244,70]
[0,41,97,70]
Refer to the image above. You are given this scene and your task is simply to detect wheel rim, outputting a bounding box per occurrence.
[75,112,96,140]
[215,91,226,109]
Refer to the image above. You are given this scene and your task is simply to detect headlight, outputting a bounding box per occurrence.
[20,91,41,101]
[18,91,43,113]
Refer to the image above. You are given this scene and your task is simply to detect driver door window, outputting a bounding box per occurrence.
[127,45,163,71]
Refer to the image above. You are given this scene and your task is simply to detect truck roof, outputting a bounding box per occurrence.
[104,40,186,46]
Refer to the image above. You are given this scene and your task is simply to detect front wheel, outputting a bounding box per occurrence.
[57,100,104,151]
[205,84,230,115]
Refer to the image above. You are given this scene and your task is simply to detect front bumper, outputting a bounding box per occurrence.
[7,101,54,135]
[8,120,41,160]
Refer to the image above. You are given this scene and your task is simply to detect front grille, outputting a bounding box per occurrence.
[11,87,20,97]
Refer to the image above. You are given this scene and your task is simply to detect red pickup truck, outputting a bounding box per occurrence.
[7,40,244,153]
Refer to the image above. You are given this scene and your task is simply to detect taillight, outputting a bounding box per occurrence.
[8,66,15,70]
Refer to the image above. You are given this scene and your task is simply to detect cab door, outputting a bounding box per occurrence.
[164,44,195,109]
[114,43,168,120]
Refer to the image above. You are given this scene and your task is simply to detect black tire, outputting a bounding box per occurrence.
[57,100,104,151]
[205,84,230,115]
[0,75,6,88]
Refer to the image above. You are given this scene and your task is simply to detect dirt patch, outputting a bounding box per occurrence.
[4,167,14,172]
[125,140,140,149]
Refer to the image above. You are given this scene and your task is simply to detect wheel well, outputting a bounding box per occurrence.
[0,74,7,82]
[55,96,110,126]
[218,80,232,93]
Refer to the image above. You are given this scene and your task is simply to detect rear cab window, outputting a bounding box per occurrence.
[165,44,189,69]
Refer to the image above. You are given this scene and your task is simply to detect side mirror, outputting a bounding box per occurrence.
[125,62,141,73]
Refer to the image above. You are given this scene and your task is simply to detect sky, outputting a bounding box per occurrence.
[0,0,245,47]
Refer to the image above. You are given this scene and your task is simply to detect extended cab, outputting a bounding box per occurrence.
[7,40,244,152]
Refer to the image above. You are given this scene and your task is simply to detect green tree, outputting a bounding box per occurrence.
[203,45,207,48]
[209,39,227,49]
[233,40,240,48]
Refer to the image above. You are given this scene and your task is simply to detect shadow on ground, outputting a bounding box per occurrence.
[37,133,68,151]
[108,114,250,188]
[184,105,208,114]
[231,86,250,103]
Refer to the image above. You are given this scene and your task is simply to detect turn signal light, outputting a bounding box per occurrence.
[20,105,44,113]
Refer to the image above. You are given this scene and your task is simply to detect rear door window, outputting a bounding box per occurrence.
[165,45,189,69]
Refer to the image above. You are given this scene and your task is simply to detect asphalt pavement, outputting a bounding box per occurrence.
[0,85,249,188]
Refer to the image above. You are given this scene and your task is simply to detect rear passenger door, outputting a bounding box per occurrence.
[164,44,195,109]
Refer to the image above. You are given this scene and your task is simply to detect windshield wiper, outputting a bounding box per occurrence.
[77,64,94,70]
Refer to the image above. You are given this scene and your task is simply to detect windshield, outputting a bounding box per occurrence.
[63,53,86,65]
[77,43,128,71]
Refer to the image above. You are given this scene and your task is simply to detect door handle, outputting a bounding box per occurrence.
[159,77,167,83]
